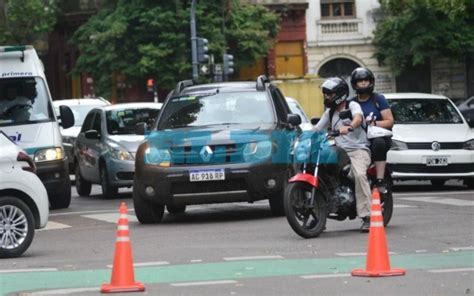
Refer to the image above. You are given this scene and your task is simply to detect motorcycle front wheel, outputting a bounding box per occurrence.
[284,182,328,239]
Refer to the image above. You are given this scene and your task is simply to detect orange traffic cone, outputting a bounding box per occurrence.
[352,188,406,277]
[101,202,145,293]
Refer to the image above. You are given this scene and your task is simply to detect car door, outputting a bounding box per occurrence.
[87,110,104,182]
[76,111,96,181]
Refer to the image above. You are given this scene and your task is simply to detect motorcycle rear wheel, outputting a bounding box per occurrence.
[284,182,328,239]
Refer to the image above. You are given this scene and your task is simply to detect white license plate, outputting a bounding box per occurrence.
[426,156,448,166]
[189,169,225,182]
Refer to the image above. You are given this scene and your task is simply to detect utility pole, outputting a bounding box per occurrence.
[190,0,198,81]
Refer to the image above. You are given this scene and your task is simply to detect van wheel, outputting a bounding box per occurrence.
[0,197,35,258]
[133,186,164,224]
[100,165,118,199]
[49,177,72,209]
[75,164,91,196]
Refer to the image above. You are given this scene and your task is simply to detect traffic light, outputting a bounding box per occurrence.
[196,37,209,63]
[146,79,154,92]
[223,53,234,75]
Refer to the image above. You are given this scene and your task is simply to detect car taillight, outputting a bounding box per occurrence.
[17,151,36,173]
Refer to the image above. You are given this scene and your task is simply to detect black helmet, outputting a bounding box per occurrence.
[321,77,349,109]
[350,67,374,95]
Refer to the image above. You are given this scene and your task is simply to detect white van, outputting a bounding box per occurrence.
[0,45,75,209]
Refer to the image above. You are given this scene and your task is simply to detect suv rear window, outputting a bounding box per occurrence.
[158,91,274,129]
[389,98,463,124]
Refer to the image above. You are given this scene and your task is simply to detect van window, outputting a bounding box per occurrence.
[0,77,54,126]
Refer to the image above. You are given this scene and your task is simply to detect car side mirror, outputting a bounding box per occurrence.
[287,113,302,126]
[135,122,146,135]
[467,117,474,128]
[85,130,100,140]
[59,105,75,129]
[339,109,353,120]
[310,117,320,125]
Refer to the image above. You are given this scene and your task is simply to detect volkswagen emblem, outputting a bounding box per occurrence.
[431,141,441,151]
[200,146,213,162]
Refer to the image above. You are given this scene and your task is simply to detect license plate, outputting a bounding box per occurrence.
[189,169,225,182]
[426,156,448,166]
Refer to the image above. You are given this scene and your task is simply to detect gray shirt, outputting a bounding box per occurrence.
[313,101,370,152]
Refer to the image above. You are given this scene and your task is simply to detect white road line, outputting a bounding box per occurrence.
[50,209,134,217]
[171,280,237,287]
[449,246,474,251]
[335,252,396,257]
[0,268,57,273]
[31,287,99,295]
[191,259,203,263]
[82,213,139,223]
[395,191,473,196]
[301,273,351,279]
[37,221,71,231]
[107,261,169,268]
[394,204,416,208]
[415,250,428,253]
[223,255,284,261]
[428,268,474,273]
[399,196,474,206]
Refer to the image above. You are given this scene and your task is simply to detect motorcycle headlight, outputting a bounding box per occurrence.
[463,139,474,150]
[243,141,272,162]
[34,147,64,162]
[295,138,311,162]
[145,146,171,167]
[110,148,134,161]
[391,140,408,151]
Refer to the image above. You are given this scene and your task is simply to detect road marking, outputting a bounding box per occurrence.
[171,280,238,287]
[399,196,474,206]
[449,247,474,251]
[191,259,203,263]
[0,268,57,273]
[223,255,284,261]
[82,213,139,223]
[335,252,396,257]
[301,273,350,279]
[50,209,134,217]
[37,221,71,231]
[395,191,473,196]
[428,267,474,273]
[31,287,99,295]
[107,261,169,268]
[394,204,415,208]
[415,250,428,253]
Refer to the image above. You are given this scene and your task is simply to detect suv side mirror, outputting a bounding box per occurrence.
[310,117,320,125]
[85,130,100,140]
[466,116,474,128]
[59,105,75,129]
[287,113,302,126]
[135,122,146,135]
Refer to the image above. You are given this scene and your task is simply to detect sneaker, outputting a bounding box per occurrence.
[360,217,370,233]
[375,178,388,194]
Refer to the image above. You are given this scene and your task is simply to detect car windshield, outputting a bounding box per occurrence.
[0,77,54,126]
[389,98,463,124]
[106,107,160,135]
[157,91,274,130]
[287,100,309,123]
[55,102,108,126]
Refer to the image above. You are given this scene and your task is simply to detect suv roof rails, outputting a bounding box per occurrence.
[256,75,270,91]
[174,79,194,95]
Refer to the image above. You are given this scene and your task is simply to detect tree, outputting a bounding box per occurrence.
[373,0,474,75]
[71,0,279,97]
[0,0,58,44]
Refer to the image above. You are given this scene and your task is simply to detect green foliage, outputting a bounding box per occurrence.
[72,0,279,96]
[373,0,474,74]
[0,0,58,44]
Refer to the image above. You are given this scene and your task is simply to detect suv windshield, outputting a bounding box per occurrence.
[158,91,274,129]
[390,98,463,124]
[106,107,160,135]
[0,77,54,126]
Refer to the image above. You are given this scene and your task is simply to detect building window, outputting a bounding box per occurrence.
[321,0,355,19]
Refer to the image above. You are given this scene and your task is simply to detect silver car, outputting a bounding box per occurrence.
[74,102,162,198]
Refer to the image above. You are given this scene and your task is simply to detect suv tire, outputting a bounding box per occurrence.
[166,205,186,214]
[49,177,71,209]
[133,185,164,224]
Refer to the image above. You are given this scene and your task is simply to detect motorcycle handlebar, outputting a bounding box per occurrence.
[327,127,354,138]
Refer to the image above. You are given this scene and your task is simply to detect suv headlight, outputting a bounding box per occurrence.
[391,140,408,150]
[243,141,272,162]
[34,147,64,162]
[145,147,171,167]
[463,139,474,150]
[295,138,311,162]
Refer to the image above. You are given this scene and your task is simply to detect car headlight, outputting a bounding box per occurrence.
[243,141,272,162]
[34,147,64,162]
[110,148,134,161]
[463,139,474,150]
[391,140,408,150]
[144,147,171,167]
[295,138,311,162]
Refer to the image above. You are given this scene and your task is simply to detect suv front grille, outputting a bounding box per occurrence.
[406,142,464,149]
[170,144,244,165]
[171,179,247,195]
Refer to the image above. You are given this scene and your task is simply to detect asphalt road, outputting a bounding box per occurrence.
[0,180,473,295]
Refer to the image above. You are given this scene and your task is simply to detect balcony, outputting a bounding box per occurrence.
[314,19,371,46]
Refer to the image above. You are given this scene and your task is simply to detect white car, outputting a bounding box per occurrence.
[0,131,49,258]
[286,97,313,131]
[386,93,474,188]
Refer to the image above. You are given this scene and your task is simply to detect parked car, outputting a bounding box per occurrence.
[456,96,474,127]
[0,131,49,258]
[53,98,111,171]
[74,102,162,198]
[386,93,474,188]
[132,76,302,223]
[285,97,313,130]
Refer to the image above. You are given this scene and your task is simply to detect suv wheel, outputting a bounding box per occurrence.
[49,177,71,209]
[166,205,186,214]
[133,185,164,224]
[100,165,118,199]
[75,164,91,196]
[0,197,35,258]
